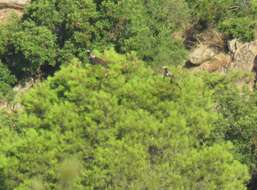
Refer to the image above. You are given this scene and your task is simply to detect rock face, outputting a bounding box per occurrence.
[186,36,257,89]
[229,39,257,73]
[0,0,28,3]
[188,38,257,74]
[188,43,232,73]
[188,45,219,65]
[0,0,30,5]
[0,0,29,22]
[197,53,231,72]
[0,0,29,8]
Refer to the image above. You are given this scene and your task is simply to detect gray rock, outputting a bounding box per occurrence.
[229,40,257,73]
[0,0,30,10]
[188,44,220,65]
[193,53,231,72]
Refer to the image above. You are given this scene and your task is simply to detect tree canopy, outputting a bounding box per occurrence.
[0,0,256,189]
[0,50,250,189]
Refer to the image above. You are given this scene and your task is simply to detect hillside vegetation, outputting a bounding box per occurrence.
[0,0,257,189]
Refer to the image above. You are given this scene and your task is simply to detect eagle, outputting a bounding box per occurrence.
[162,66,172,78]
[86,50,108,67]
[161,66,179,88]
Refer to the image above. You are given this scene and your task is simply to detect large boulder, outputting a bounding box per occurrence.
[0,0,28,3]
[186,34,257,89]
[229,39,257,73]
[188,39,257,74]
[0,0,29,8]
[193,53,231,72]
[188,44,220,65]
[0,0,30,23]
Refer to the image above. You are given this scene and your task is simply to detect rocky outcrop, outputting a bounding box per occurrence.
[187,37,257,73]
[196,53,231,72]
[229,39,257,73]
[188,45,220,65]
[186,35,257,89]
[187,42,232,73]
[0,0,29,10]
[0,0,29,22]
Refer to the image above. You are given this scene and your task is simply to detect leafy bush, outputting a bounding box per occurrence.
[0,1,256,189]
[2,22,57,78]
[186,0,257,41]
[118,0,189,64]
[219,17,256,41]
[201,71,257,188]
[186,0,235,23]
[0,50,249,189]
[0,63,16,86]
[0,62,16,101]
[0,0,190,79]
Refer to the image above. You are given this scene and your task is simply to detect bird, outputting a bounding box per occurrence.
[86,49,109,77]
[162,66,172,78]
[161,66,180,88]
[86,50,108,67]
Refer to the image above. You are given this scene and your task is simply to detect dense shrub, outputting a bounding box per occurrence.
[218,17,256,41]
[0,1,256,189]
[201,71,257,188]
[186,0,257,41]
[2,23,57,78]
[0,50,249,189]
[0,0,190,79]
[0,62,16,101]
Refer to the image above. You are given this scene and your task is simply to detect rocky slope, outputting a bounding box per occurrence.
[185,30,257,88]
[0,0,29,22]
[0,0,29,9]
